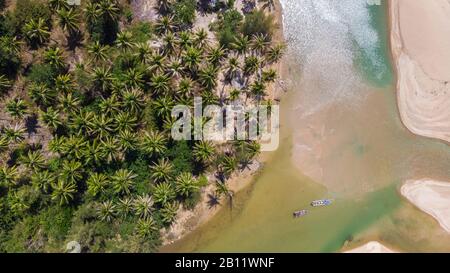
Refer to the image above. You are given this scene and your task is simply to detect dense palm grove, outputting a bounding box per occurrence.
[0,0,284,252]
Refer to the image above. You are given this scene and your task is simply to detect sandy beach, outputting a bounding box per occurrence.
[344,241,397,253]
[389,0,450,143]
[401,179,450,233]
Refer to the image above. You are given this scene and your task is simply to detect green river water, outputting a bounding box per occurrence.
[162,0,450,252]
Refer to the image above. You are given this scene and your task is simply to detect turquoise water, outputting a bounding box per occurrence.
[354,1,393,86]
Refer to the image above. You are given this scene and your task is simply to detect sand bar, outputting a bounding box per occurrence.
[389,0,450,143]
[401,179,450,233]
[344,241,397,253]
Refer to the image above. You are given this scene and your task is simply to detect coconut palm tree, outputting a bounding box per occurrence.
[243,55,260,76]
[44,47,66,69]
[155,16,176,34]
[100,136,121,162]
[150,73,171,95]
[177,77,195,96]
[118,130,138,152]
[0,36,21,56]
[250,33,269,55]
[215,180,234,207]
[51,180,77,206]
[133,194,154,219]
[193,141,216,164]
[87,41,110,63]
[249,80,267,101]
[175,172,199,198]
[98,0,120,21]
[115,112,138,132]
[61,160,83,182]
[0,136,9,153]
[133,42,152,64]
[23,18,50,46]
[183,46,202,73]
[84,2,102,25]
[219,155,237,178]
[99,95,121,116]
[92,66,114,92]
[152,96,175,118]
[198,65,219,91]
[86,172,108,197]
[40,107,62,131]
[178,30,193,50]
[265,43,286,64]
[69,110,95,135]
[28,83,55,106]
[56,75,74,94]
[231,35,250,57]
[194,29,209,48]
[21,150,46,172]
[83,139,104,166]
[123,68,145,89]
[148,53,167,73]
[0,75,11,93]
[0,165,19,188]
[64,135,87,161]
[57,8,80,35]
[91,114,113,139]
[49,0,70,11]
[9,191,30,214]
[58,93,81,113]
[224,57,241,83]
[261,68,277,83]
[48,136,65,154]
[167,58,184,79]
[156,0,173,14]
[115,31,134,52]
[207,45,227,66]
[97,200,116,222]
[6,98,28,119]
[3,124,25,143]
[117,197,133,218]
[121,88,145,114]
[112,169,137,196]
[141,131,168,157]
[161,201,179,224]
[162,31,178,54]
[31,170,54,193]
[150,158,174,183]
[136,218,158,238]
[152,182,176,205]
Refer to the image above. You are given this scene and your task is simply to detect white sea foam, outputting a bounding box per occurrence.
[280,0,384,115]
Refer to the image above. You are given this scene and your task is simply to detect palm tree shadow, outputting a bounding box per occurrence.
[25,114,39,136]
[207,193,220,209]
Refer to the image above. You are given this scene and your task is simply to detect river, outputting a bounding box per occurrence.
[162,0,450,252]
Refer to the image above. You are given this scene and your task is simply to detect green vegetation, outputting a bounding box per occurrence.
[0,0,284,252]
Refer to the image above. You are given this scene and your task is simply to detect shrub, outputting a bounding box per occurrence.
[7,0,51,35]
[173,0,197,26]
[215,9,243,48]
[241,9,274,38]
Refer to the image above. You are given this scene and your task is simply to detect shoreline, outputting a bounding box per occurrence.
[400,179,450,233]
[160,1,288,247]
[389,0,450,144]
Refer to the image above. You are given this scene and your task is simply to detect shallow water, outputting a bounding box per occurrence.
[163,0,450,252]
